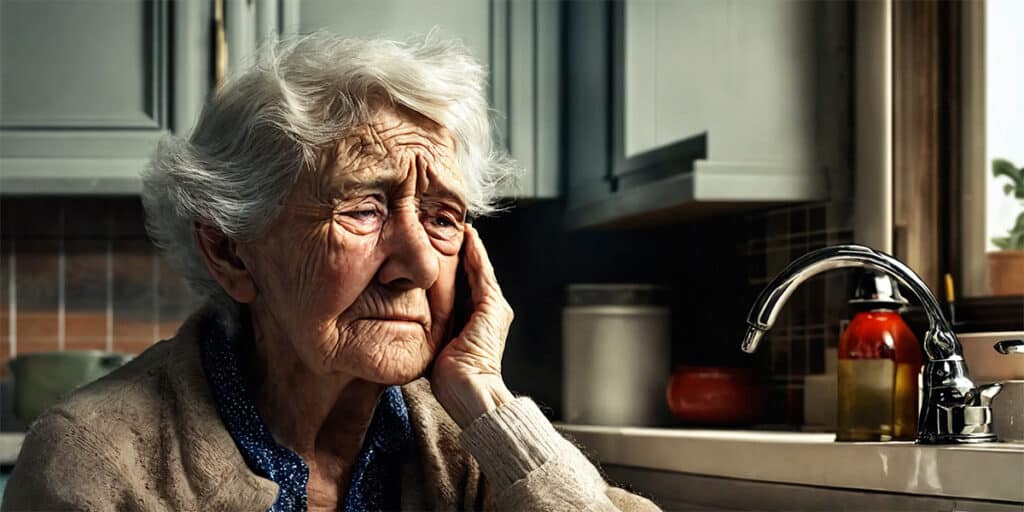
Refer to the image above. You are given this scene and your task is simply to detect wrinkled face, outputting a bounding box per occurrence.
[240,105,466,384]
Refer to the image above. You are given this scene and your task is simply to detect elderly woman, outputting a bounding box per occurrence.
[2,34,659,512]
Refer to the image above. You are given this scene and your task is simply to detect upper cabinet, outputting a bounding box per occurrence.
[566,0,847,228]
[293,0,560,199]
[0,0,211,194]
[0,0,558,199]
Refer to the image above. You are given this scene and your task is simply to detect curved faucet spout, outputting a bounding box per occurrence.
[741,245,956,360]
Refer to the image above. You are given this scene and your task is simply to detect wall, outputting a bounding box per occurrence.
[476,200,754,421]
[0,197,199,376]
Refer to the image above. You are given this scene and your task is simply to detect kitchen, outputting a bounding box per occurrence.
[1,0,1023,510]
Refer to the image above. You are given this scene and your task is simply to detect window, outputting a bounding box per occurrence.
[961,0,1024,298]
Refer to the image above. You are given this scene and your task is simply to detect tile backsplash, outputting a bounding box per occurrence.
[745,201,854,424]
[0,198,199,376]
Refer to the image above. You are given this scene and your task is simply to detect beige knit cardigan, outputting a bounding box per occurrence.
[1,309,660,511]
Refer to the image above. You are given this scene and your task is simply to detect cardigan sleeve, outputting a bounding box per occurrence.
[1,412,130,512]
[458,397,662,511]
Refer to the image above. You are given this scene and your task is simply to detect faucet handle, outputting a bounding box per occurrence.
[994,339,1024,355]
[976,383,1003,408]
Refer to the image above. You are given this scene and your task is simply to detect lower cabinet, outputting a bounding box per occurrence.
[603,465,1023,512]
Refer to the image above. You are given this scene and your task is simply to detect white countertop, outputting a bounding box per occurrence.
[5,427,1023,502]
[557,425,1024,503]
[0,434,24,466]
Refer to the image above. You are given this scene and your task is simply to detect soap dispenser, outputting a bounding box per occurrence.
[836,272,923,441]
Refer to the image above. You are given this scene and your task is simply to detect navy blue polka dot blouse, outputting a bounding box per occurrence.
[200,315,414,512]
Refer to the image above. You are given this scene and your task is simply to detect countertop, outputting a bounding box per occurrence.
[0,434,23,466]
[5,428,1023,502]
[557,424,1024,503]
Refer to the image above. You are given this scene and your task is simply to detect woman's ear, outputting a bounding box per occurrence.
[193,221,257,303]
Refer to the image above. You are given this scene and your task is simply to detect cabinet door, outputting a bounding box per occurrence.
[0,0,210,194]
[293,0,558,199]
[623,0,817,164]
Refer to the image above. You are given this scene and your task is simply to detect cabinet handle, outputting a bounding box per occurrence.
[214,0,228,91]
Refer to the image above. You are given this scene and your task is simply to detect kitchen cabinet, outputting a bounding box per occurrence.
[295,0,559,199]
[1,0,558,200]
[559,426,1024,508]
[0,0,212,195]
[565,0,845,228]
[603,466,1024,512]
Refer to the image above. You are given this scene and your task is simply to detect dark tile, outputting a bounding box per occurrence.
[789,285,808,326]
[0,241,8,339]
[63,198,111,240]
[766,247,790,277]
[809,204,827,233]
[789,207,808,235]
[806,276,826,325]
[156,256,198,329]
[65,240,108,340]
[747,252,766,282]
[7,198,63,240]
[106,198,148,241]
[771,336,790,377]
[790,336,807,376]
[112,241,155,344]
[0,338,9,377]
[809,337,825,374]
[766,210,789,239]
[746,212,766,240]
[808,232,828,251]
[15,241,60,345]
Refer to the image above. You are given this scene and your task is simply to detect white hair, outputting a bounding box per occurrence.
[142,32,517,300]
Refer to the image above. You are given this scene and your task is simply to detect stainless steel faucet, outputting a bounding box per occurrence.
[741,244,1001,444]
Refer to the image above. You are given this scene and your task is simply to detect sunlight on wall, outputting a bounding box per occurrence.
[986,0,1024,251]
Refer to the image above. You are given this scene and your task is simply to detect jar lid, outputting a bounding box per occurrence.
[566,283,667,306]
[848,271,908,311]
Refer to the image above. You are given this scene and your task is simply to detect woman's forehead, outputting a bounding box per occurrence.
[310,106,467,205]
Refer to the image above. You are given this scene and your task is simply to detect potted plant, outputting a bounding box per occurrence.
[989,158,1024,296]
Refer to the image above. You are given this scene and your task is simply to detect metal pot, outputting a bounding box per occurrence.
[7,351,132,424]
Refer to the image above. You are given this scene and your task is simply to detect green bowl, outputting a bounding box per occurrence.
[7,351,132,424]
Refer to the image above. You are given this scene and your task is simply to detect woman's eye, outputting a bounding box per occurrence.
[430,215,455,228]
[421,211,463,245]
[336,205,386,233]
[347,209,381,220]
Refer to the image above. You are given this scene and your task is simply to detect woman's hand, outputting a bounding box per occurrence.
[430,225,516,428]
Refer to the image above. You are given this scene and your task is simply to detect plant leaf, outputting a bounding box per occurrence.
[1007,183,1017,196]
[993,158,1024,198]
[993,236,1011,250]
[1011,231,1024,250]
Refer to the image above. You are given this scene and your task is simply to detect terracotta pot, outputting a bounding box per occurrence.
[988,250,1024,296]
[665,366,767,425]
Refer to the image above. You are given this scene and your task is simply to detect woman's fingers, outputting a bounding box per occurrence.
[462,225,513,326]
[463,225,502,304]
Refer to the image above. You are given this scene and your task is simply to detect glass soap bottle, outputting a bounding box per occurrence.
[836,272,923,441]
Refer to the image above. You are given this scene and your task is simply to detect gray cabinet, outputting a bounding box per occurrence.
[294,0,559,199]
[0,0,211,194]
[604,465,1024,512]
[566,0,845,228]
[1,0,557,199]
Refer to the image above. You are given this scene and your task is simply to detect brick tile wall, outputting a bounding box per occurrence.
[0,198,199,377]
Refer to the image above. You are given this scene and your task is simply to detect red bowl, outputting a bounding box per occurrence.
[666,365,767,425]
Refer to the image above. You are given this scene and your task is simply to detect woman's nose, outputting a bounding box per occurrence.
[376,207,439,290]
